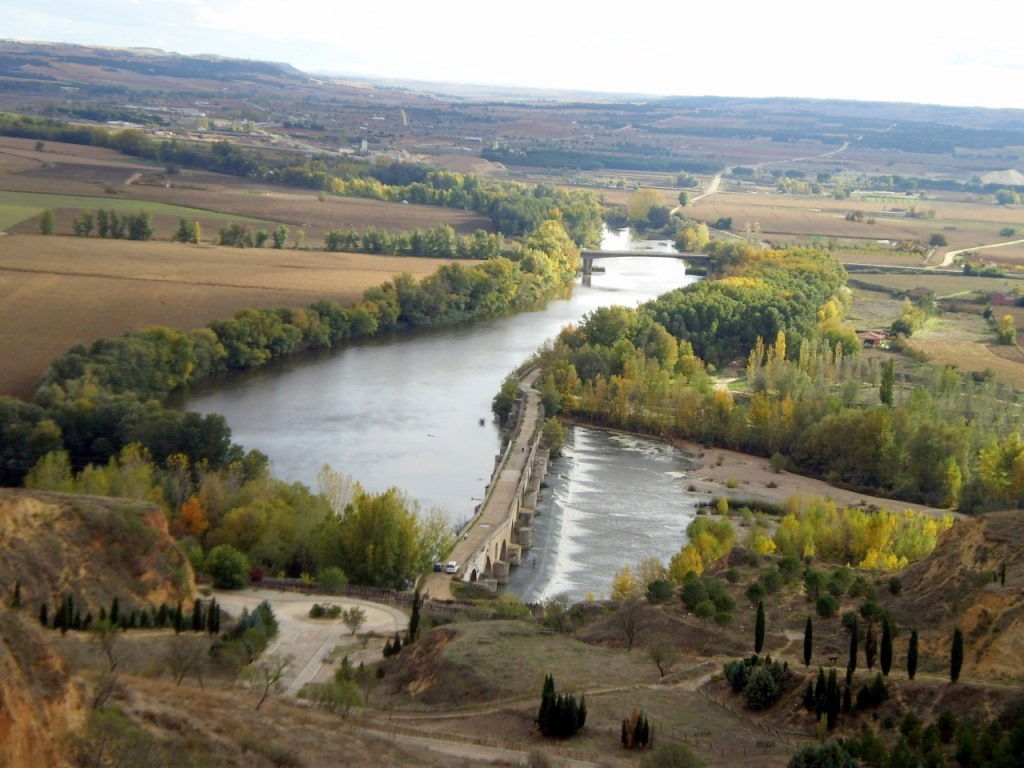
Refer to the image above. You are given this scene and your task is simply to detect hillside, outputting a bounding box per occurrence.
[0,489,195,614]
[892,510,1024,681]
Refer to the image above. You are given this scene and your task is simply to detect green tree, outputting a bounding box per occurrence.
[907,627,918,680]
[126,211,155,241]
[72,211,93,237]
[754,600,765,654]
[205,544,250,589]
[928,233,948,247]
[39,208,54,235]
[950,627,963,683]
[408,589,422,642]
[880,617,893,676]
[677,191,690,207]
[336,488,421,588]
[846,616,858,683]
[272,224,288,249]
[641,743,705,768]
[803,616,813,667]
[787,743,858,768]
[880,359,894,406]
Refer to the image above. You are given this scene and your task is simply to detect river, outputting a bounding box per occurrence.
[184,228,702,599]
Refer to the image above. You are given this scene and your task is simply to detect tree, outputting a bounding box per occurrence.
[611,565,644,600]
[613,599,646,652]
[865,622,877,670]
[754,600,765,654]
[928,233,948,247]
[173,218,200,243]
[39,209,54,235]
[165,633,210,686]
[318,567,348,594]
[205,544,250,589]
[880,617,893,676]
[245,653,292,710]
[126,211,155,241]
[880,360,894,406]
[647,634,681,677]
[997,314,1016,345]
[408,590,422,642]
[846,616,858,683]
[272,224,288,249]
[336,488,421,588]
[191,598,203,632]
[72,211,93,237]
[39,603,47,626]
[341,606,366,636]
[950,627,963,683]
[787,743,858,768]
[803,616,813,667]
[907,628,918,680]
[677,191,690,207]
[627,188,665,224]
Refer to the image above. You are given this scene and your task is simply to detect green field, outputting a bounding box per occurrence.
[0,189,274,229]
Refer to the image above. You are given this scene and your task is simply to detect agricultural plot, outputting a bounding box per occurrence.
[0,234,451,398]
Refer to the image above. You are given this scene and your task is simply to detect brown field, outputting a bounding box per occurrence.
[908,339,1024,388]
[0,234,451,399]
[689,192,1024,256]
[846,273,1024,297]
[0,136,495,241]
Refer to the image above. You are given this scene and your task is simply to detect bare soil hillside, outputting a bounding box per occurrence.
[891,511,1024,681]
[0,489,195,615]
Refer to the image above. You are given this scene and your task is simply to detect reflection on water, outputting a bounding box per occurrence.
[183,229,696,523]
[506,426,699,603]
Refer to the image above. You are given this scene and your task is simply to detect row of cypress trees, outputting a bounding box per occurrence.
[538,674,587,739]
[37,595,220,635]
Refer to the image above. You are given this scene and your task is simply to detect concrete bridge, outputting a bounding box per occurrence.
[580,249,711,275]
[422,369,547,599]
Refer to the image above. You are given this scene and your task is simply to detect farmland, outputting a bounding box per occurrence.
[0,234,451,398]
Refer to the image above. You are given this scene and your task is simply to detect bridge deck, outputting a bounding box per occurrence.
[581,250,710,261]
[421,369,542,601]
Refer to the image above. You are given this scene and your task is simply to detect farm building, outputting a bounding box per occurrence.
[857,331,891,349]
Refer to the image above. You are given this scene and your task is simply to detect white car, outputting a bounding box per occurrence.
[444,561,460,574]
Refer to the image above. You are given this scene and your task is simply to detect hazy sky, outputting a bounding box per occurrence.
[7,0,1023,108]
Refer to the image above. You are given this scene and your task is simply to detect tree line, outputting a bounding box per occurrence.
[0,112,604,244]
[324,224,504,260]
[522,244,1024,509]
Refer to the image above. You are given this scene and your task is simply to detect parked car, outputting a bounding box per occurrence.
[433,562,444,572]
[444,561,460,574]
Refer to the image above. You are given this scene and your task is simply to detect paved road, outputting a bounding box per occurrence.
[422,369,542,601]
[215,588,407,695]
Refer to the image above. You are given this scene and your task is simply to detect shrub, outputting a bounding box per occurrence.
[855,673,889,711]
[646,579,673,603]
[787,743,858,768]
[640,743,705,768]
[318,567,348,594]
[816,595,838,618]
[205,545,250,589]
[746,583,766,604]
[760,570,783,594]
[681,580,708,610]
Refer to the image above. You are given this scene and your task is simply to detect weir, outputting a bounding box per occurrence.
[423,368,547,597]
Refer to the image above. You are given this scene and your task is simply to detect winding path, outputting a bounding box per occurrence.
[932,237,1024,268]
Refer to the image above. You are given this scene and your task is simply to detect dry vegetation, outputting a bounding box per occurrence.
[0,235,451,397]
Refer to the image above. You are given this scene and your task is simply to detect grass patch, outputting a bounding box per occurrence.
[0,189,273,228]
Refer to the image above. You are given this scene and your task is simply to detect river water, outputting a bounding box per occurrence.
[184,228,701,599]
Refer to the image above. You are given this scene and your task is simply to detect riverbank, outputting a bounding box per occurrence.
[559,418,954,519]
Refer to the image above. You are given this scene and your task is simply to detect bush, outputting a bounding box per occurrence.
[640,743,706,768]
[205,544,250,589]
[816,595,838,618]
[787,743,858,768]
[318,567,348,594]
[746,583,766,604]
[681,580,708,610]
[647,579,673,603]
[744,665,782,710]
[855,673,889,711]
[760,570,784,594]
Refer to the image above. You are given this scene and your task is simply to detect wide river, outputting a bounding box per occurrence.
[184,228,702,600]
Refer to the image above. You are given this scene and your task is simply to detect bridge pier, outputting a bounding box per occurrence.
[492,561,510,584]
[507,543,522,566]
[516,526,533,549]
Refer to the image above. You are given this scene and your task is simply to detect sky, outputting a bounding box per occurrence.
[6,0,1024,109]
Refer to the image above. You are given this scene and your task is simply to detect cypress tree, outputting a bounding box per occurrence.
[110,597,120,627]
[539,674,555,733]
[173,601,184,634]
[754,600,765,655]
[1000,563,1006,586]
[192,598,203,632]
[409,590,421,642]
[157,604,168,627]
[950,628,963,683]
[880,617,893,676]
[814,667,827,715]
[842,685,852,714]
[803,616,813,667]
[209,601,221,634]
[865,622,877,670]
[99,606,106,622]
[803,682,815,711]
[39,603,48,627]
[11,581,21,608]
[907,628,919,680]
[825,669,840,729]
[847,618,858,684]
[83,612,92,631]
[392,632,402,653]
